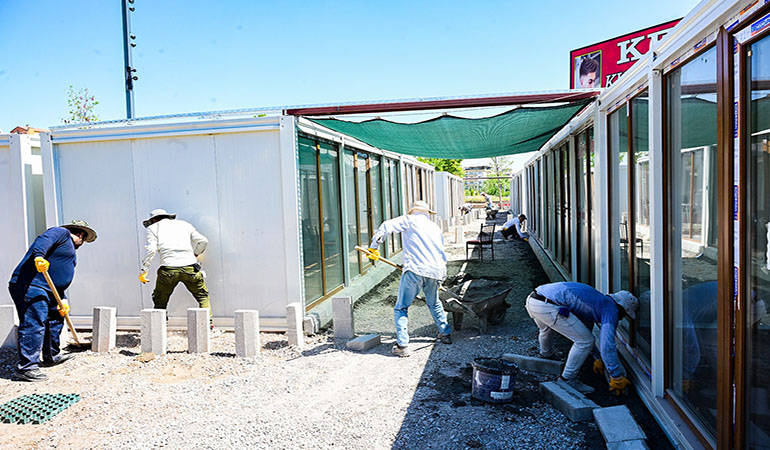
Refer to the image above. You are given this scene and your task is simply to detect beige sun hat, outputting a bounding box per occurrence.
[407,200,437,215]
[61,219,98,243]
[143,208,177,228]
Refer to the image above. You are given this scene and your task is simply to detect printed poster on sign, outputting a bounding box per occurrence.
[574,51,602,89]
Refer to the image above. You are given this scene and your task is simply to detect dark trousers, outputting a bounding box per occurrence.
[8,284,64,371]
[152,266,212,322]
[501,227,521,240]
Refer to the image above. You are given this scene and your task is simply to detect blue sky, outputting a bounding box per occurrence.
[0,1,696,132]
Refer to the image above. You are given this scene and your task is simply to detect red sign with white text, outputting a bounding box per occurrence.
[570,19,681,89]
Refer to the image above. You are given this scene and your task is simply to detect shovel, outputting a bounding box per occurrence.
[353,246,473,312]
[40,268,88,349]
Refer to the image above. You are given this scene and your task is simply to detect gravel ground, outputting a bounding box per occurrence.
[0,214,672,450]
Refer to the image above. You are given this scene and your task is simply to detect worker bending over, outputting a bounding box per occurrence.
[8,220,97,382]
[501,213,527,241]
[139,209,213,328]
[367,200,452,357]
[525,282,638,395]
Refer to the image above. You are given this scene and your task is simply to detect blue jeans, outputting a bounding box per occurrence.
[395,271,451,347]
[8,284,65,371]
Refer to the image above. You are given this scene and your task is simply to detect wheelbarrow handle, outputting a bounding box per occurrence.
[41,269,83,346]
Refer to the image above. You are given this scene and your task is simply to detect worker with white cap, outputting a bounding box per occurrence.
[139,209,212,328]
[367,200,452,357]
[524,282,638,395]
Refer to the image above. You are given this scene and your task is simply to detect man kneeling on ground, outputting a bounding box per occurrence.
[367,200,452,357]
[501,213,527,241]
[525,282,638,395]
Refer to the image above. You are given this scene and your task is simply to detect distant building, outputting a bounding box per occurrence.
[10,126,48,135]
[464,165,491,192]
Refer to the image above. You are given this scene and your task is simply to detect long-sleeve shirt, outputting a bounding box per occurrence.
[10,227,77,296]
[535,282,625,378]
[141,219,208,272]
[502,216,525,238]
[370,213,447,281]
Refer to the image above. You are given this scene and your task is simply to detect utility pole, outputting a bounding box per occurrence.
[121,0,138,118]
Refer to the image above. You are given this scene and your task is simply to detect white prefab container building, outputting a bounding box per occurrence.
[434,171,464,221]
[31,115,434,330]
[0,133,46,305]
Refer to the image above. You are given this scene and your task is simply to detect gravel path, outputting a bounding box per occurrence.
[0,215,671,450]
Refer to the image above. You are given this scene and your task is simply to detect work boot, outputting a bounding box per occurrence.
[559,376,595,394]
[437,333,453,344]
[41,353,75,368]
[15,369,48,382]
[391,344,411,357]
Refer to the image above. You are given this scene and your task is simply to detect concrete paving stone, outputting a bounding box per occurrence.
[502,353,564,375]
[332,296,355,339]
[606,440,650,450]
[540,381,599,422]
[234,310,260,357]
[140,309,167,355]
[0,304,18,349]
[593,405,647,443]
[286,302,304,348]
[91,306,116,353]
[455,226,464,244]
[346,334,381,351]
[187,308,210,354]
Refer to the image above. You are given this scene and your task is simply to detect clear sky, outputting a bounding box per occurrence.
[0,1,697,133]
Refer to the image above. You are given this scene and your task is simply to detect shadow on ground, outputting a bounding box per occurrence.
[353,218,673,450]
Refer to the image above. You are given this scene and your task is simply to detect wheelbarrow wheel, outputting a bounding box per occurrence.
[486,306,507,326]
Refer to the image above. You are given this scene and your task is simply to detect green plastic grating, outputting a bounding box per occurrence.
[0,393,81,424]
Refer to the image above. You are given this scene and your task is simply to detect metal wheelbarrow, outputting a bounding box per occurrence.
[439,283,511,334]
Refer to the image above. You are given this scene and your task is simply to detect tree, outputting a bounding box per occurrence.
[486,156,513,206]
[416,158,465,177]
[62,85,99,124]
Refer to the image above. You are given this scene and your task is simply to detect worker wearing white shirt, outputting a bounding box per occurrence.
[368,200,452,357]
[501,214,528,240]
[139,209,212,326]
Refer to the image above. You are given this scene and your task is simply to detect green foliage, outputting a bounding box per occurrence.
[416,157,464,177]
[62,85,99,124]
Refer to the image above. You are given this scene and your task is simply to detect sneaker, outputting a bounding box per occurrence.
[559,376,595,394]
[41,353,75,368]
[437,333,453,344]
[15,369,48,382]
[391,344,411,357]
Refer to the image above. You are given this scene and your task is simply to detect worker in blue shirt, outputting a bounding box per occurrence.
[8,220,97,382]
[525,282,638,395]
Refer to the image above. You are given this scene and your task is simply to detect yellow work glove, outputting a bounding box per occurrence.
[609,376,631,396]
[57,300,70,317]
[593,358,605,375]
[34,256,50,273]
[367,248,380,262]
[139,272,149,284]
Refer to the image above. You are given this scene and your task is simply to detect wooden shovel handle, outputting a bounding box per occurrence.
[41,269,83,346]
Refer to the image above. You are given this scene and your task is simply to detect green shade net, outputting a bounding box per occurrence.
[309,100,592,158]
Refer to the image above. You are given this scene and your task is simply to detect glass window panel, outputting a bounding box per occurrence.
[577,132,589,283]
[357,154,372,271]
[344,150,359,278]
[319,143,343,292]
[747,34,770,447]
[562,146,571,269]
[666,45,717,436]
[555,150,562,259]
[298,138,323,303]
[391,160,403,252]
[632,90,651,363]
[370,154,383,233]
[590,127,596,286]
[609,104,630,292]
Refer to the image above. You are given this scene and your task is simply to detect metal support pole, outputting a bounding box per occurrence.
[121,0,136,119]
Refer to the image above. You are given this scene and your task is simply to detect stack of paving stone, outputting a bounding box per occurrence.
[0,393,81,424]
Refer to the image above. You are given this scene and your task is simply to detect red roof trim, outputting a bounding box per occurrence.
[285,91,599,116]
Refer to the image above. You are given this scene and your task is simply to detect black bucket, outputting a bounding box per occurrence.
[471,357,518,403]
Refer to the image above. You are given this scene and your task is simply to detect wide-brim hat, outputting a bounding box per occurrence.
[143,208,177,228]
[609,291,638,319]
[61,219,97,243]
[407,200,437,215]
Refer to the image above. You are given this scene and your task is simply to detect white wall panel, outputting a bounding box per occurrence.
[55,140,143,316]
[0,140,23,304]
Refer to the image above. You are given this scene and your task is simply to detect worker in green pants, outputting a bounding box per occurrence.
[138,209,213,328]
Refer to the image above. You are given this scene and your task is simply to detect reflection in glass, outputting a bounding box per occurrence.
[370,155,383,240]
[344,150,359,277]
[747,34,770,448]
[577,133,589,284]
[562,146,571,270]
[632,90,651,363]
[609,104,630,293]
[357,154,371,271]
[298,138,323,302]
[667,45,717,436]
[389,159,403,252]
[320,144,343,292]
